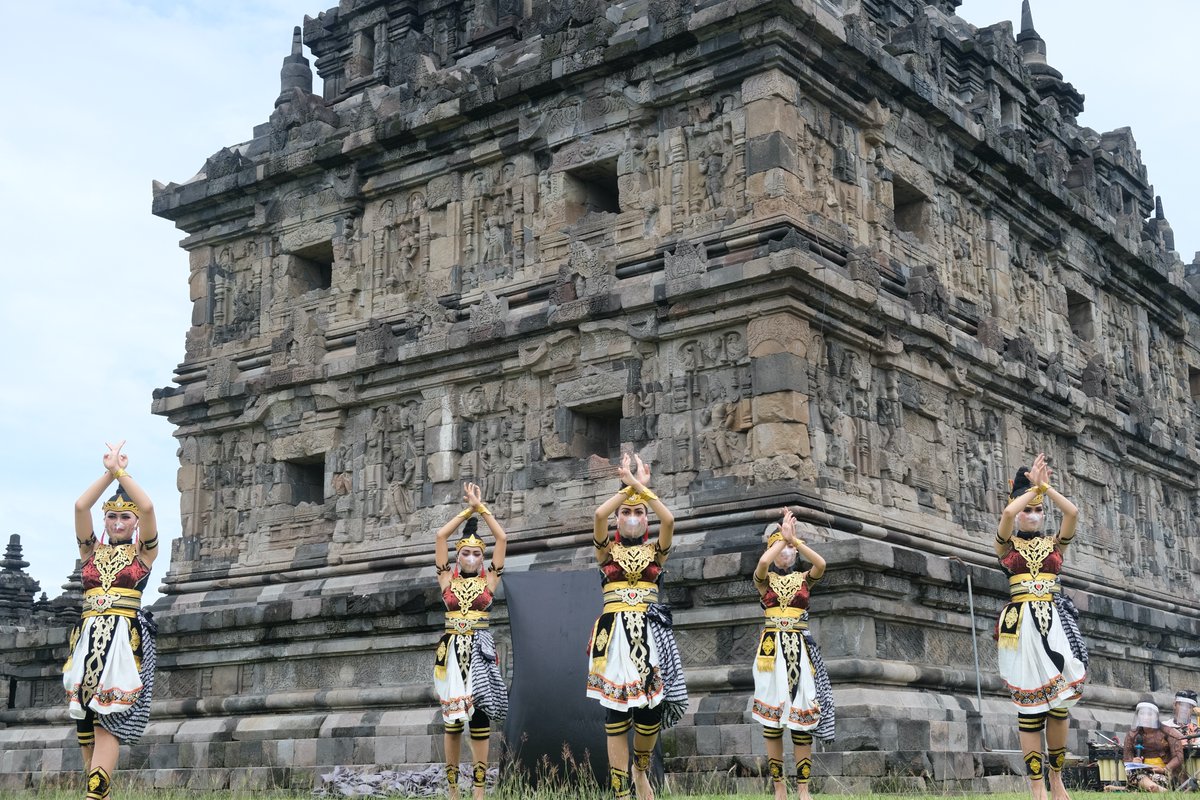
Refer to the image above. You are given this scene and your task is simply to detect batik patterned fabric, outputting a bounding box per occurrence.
[995,538,1087,714]
[62,542,155,744]
[433,573,508,723]
[751,568,835,740]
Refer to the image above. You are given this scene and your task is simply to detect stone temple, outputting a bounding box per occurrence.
[3,0,1200,791]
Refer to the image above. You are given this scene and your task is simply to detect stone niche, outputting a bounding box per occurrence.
[4,0,1199,793]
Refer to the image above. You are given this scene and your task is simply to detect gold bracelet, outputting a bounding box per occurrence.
[111,468,128,479]
[477,505,492,516]
[457,508,474,519]
[640,488,659,501]
[1037,482,1050,494]
[766,532,784,548]
[619,486,635,497]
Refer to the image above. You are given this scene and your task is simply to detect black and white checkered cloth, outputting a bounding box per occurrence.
[648,604,689,729]
[469,629,509,721]
[100,609,157,745]
[803,631,836,742]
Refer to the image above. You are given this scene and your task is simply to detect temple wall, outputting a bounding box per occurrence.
[4,0,1200,791]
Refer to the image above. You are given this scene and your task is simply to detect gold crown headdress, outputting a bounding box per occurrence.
[102,490,140,517]
[620,489,657,507]
[455,532,487,553]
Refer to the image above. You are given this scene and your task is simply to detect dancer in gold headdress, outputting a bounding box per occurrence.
[587,453,688,800]
[751,508,834,800]
[64,441,160,800]
[995,453,1087,800]
[434,482,508,800]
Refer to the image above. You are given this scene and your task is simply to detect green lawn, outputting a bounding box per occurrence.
[8,793,1198,799]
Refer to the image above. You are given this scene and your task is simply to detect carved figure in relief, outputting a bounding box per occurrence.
[65,441,161,800]
[433,481,509,800]
[586,453,688,800]
[750,508,835,800]
[994,454,1086,800]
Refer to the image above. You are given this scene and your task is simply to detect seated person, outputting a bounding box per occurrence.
[1172,690,1198,737]
[1123,702,1184,792]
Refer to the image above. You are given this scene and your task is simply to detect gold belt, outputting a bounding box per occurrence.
[81,587,142,619]
[1008,574,1060,600]
[445,610,489,634]
[763,606,808,630]
[602,581,658,613]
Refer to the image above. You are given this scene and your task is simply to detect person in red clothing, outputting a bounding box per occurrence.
[587,453,687,800]
[994,453,1087,800]
[64,441,160,800]
[434,482,508,800]
[751,509,834,800]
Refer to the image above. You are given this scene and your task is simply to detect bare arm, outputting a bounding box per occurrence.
[593,489,626,564]
[435,486,472,590]
[753,539,787,598]
[1048,485,1078,551]
[623,454,674,559]
[74,471,114,555]
[464,483,507,592]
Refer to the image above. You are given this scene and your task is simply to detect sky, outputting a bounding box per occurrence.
[0,1,1195,607]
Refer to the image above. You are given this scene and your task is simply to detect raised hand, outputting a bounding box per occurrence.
[1029,453,1050,487]
[781,507,798,545]
[463,482,483,509]
[103,440,128,474]
[633,454,651,486]
[617,452,635,487]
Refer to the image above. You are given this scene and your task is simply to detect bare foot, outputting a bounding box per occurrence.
[632,766,654,800]
[774,780,789,800]
[796,783,812,800]
[1029,777,1048,800]
[472,786,485,800]
[1049,771,1072,800]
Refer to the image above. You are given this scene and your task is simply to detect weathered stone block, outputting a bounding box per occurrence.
[751,391,810,424]
[750,352,808,394]
[749,422,809,460]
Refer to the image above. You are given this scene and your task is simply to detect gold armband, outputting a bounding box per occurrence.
[141,536,159,551]
[593,536,609,549]
[457,508,474,519]
[476,505,492,516]
[766,532,784,548]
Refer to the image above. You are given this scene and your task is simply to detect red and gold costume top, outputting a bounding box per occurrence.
[1000,536,1063,577]
[600,541,663,586]
[762,570,811,611]
[442,574,493,613]
[82,543,152,593]
[81,542,151,619]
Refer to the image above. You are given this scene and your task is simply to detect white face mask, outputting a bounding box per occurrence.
[775,547,798,569]
[1018,511,1043,530]
[618,514,647,539]
[458,551,483,573]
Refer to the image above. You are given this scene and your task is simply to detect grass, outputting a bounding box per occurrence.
[9,792,1199,800]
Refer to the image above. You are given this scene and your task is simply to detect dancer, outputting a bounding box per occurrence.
[434,483,508,800]
[64,441,160,800]
[751,509,835,800]
[587,453,688,800]
[1123,702,1184,792]
[995,453,1088,800]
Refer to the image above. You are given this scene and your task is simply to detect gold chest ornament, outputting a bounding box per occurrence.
[611,542,655,584]
[449,575,486,610]
[92,544,137,592]
[768,571,807,607]
[1011,535,1055,577]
